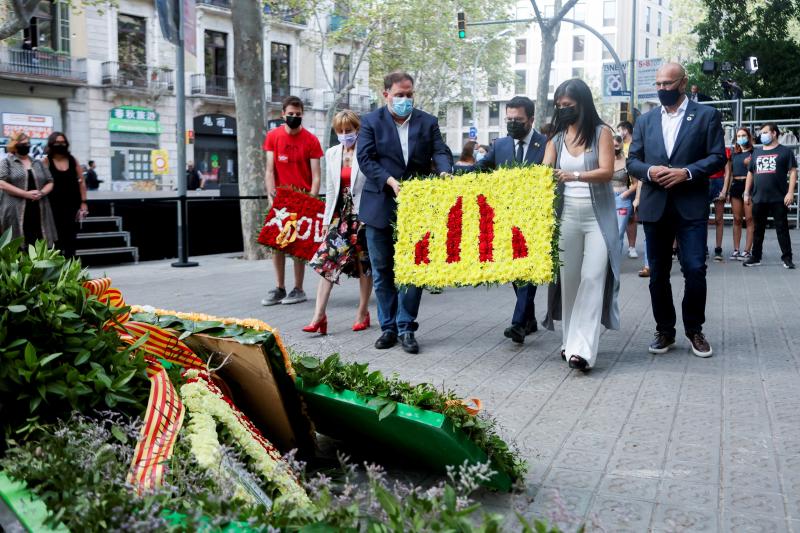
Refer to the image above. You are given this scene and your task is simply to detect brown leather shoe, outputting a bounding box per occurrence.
[638,266,650,277]
[649,332,676,354]
[687,332,713,358]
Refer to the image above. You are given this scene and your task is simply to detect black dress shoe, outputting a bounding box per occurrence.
[399,332,419,354]
[524,318,538,335]
[568,355,589,371]
[503,325,526,344]
[375,331,398,349]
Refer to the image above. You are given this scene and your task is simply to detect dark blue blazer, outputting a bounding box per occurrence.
[478,130,548,169]
[627,99,726,222]
[357,106,452,229]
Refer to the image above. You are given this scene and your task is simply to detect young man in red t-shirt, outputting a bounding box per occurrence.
[261,95,323,306]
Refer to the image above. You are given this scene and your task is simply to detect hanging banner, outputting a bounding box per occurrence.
[151,149,169,175]
[637,58,664,102]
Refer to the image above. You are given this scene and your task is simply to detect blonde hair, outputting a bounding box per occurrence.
[332,110,360,133]
[6,131,30,154]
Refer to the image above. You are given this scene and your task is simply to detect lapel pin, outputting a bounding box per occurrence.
[534,142,540,148]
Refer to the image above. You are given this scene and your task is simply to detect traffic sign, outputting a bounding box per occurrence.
[469,126,477,139]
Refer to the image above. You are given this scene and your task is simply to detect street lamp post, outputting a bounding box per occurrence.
[469,29,513,140]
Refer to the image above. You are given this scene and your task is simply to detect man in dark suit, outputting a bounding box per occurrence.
[357,71,452,354]
[689,85,712,103]
[478,96,547,344]
[627,62,726,358]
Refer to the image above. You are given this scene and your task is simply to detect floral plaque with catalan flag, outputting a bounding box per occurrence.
[395,166,557,288]
[258,186,326,261]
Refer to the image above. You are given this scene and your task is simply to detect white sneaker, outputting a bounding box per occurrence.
[628,246,639,259]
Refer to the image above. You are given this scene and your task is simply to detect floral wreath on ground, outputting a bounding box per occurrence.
[181,369,310,507]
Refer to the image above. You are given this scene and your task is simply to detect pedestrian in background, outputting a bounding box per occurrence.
[744,123,797,269]
[617,120,639,259]
[186,161,201,190]
[0,132,57,247]
[475,144,488,163]
[726,128,754,260]
[261,95,324,306]
[708,147,730,262]
[304,110,373,335]
[84,160,102,190]
[44,132,88,258]
[454,140,478,173]
[612,134,637,255]
[542,79,618,372]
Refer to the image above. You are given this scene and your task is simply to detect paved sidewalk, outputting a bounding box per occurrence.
[90,233,800,532]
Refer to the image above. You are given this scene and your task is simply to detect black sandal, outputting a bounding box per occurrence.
[561,349,566,361]
[569,355,589,371]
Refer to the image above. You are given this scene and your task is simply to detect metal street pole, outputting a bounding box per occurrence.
[172,0,198,268]
[629,0,637,119]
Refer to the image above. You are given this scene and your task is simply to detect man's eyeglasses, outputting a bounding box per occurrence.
[654,78,681,89]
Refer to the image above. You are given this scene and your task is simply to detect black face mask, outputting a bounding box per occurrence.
[555,106,579,127]
[506,120,530,140]
[285,116,302,129]
[16,144,30,156]
[657,88,681,107]
[51,143,69,155]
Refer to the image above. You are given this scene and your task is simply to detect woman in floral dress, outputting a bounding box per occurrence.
[303,110,372,334]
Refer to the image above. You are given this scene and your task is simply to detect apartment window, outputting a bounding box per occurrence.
[270,42,291,100]
[657,12,662,36]
[543,3,554,17]
[645,38,650,58]
[334,53,350,92]
[572,67,584,79]
[437,107,447,126]
[573,35,585,61]
[548,68,556,93]
[204,30,227,89]
[461,132,471,146]
[516,39,527,63]
[488,77,498,96]
[462,105,472,125]
[514,70,526,95]
[645,7,651,33]
[489,131,499,143]
[602,34,615,60]
[23,0,71,53]
[489,102,499,126]
[571,2,585,22]
[117,13,146,83]
[603,1,615,26]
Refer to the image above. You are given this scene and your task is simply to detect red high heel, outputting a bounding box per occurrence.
[352,312,370,332]
[302,316,327,335]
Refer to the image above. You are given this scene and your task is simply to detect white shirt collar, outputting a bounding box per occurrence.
[661,95,689,117]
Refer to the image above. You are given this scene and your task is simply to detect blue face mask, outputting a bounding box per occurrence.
[391,96,413,118]
[760,133,773,145]
[736,137,749,146]
[338,132,358,148]
[475,152,485,162]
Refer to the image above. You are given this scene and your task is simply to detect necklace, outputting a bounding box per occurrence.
[343,150,354,163]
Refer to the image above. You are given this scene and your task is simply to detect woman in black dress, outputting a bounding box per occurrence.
[44,132,88,258]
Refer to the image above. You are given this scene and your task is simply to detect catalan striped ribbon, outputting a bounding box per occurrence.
[83,278,203,492]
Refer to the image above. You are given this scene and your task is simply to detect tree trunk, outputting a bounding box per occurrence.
[534,25,558,129]
[0,0,38,41]
[231,0,268,260]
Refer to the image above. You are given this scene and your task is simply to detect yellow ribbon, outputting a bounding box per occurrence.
[275,213,299,248]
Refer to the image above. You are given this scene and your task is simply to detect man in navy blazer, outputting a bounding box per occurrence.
[357,71,452,354]
[478,96,547,344]
[627,62,726,358]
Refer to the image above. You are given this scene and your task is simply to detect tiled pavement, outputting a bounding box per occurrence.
[90,233,800,532]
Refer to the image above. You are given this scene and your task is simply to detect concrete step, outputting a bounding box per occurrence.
[76,231,131,246]
[75,246,139,264]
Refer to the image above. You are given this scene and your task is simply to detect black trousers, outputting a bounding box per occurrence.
[751,201,792,262]
[643,202,708,336]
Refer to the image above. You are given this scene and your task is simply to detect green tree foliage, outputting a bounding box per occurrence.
[690,0,800,99]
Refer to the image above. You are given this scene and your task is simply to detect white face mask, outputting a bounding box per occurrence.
[475,152,485,161]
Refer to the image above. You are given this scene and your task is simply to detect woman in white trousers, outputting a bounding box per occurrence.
[542,79,619,371]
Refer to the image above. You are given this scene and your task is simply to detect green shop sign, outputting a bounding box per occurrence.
[108,106,161,134]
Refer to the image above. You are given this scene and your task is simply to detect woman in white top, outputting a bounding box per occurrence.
[304,110,373,334]
[542,79,619,371]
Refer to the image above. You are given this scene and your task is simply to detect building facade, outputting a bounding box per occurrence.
[441,0,675,152]
[0,0,371,192]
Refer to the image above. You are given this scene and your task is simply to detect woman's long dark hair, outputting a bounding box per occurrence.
[46,131,70,155]
[459,140,477,163]
[549,78,605,148]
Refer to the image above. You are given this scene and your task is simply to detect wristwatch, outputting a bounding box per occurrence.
[573,171,581,182]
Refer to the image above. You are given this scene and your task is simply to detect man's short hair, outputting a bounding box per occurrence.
[617,120,633,133]
[383,71,414,91]
[88,160,95,166]
[506,96,535,119]
[282,95,304,112]
[762,122,780,136]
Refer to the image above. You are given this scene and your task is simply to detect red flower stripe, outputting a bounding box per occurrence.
[414,231,431,265]
[121,321,205,370]
[446,197,463,263]
[511,227,529,259]
[477,195,495,262]
[258,186,326,261]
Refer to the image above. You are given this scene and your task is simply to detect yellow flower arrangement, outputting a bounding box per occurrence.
[130,306,295,379]
[395,166,557,288]
[181,370,310,507]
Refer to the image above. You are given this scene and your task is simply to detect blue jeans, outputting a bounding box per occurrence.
[365,225,422,335]
[614,191,633,254]
[643,202,708,336]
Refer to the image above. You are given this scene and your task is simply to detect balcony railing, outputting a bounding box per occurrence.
[263,3,306,24]
[190,73,233,98]
[196,0,230,8]
[101,62,174,93]
[324,91,372,113]
[266,83,313,107]
[0,46,86,82]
